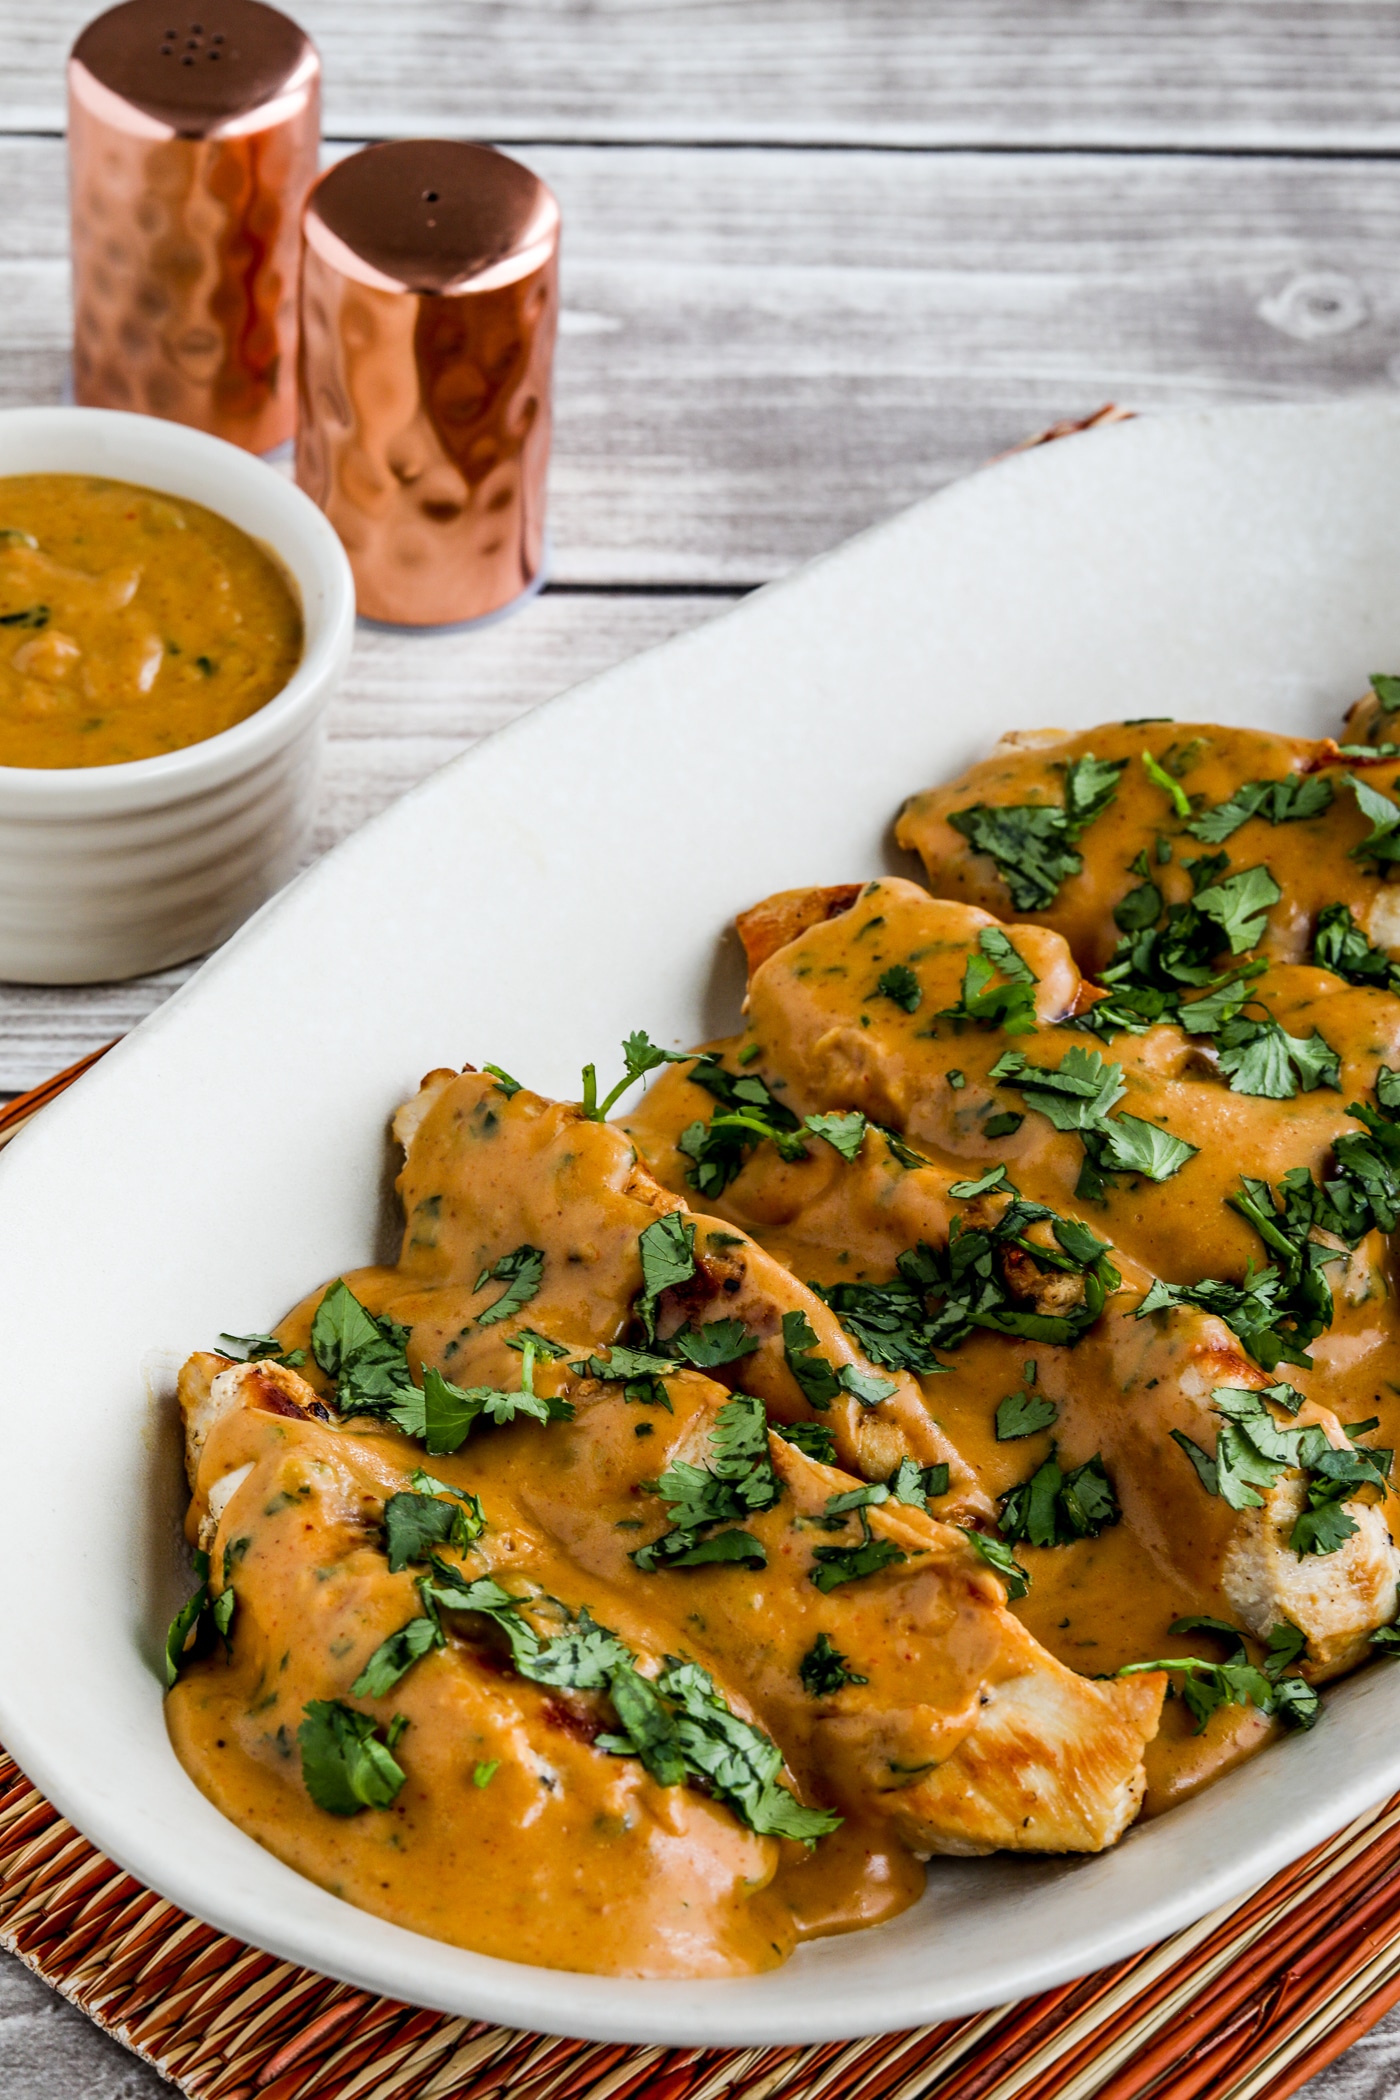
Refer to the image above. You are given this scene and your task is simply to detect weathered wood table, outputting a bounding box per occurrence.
[2,2,1399,2089]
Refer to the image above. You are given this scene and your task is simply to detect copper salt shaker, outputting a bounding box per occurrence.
[296,140,560,627]
[68,0,320,453]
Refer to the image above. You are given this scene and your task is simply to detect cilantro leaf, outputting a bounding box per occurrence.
[839,1363,897,1407]
[1117,1616,1318,1734]
[383,1489,479,1572]
[991,1046,1196,1187]
[631,1394,780,1571]
[809,1535,906,1592]
[351,1615,440,1697]
[814,1193,1119,1371]
[876,964,921,1012]
[678,1062,806,1198]
[216,1330,306,1369]
[573,1341,675,1411]
[799,1632,868,1696]
[310,1280,415,1417]
[1312,903,1400,993]
[937,929,1040,1035]
[960,1526,1030,1600]
[804,1109,868,1161]
[636,1212,697,1341]
[999,1448,1118,1546]
[781,1307,842,1409]
[640,1658,840,1844]
[947,1163,1013,1198]
[473,1244,545,1327]
[165,1549,213,1688]
[1095,1113,1198,1181]
[887,1456,949,1504]
[773,1420,836,1465]
[666,1318,759,1368]
[298,1701,407,1814]
[580,1030,698,1120]
[995,1389,1059,1439]
[1185,774,1333,844]
[1349,774,1400,869]
[949,759,1125,910]
[1192,865,1283,954]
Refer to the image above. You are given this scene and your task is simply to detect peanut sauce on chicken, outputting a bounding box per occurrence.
[168,691,1400,1975]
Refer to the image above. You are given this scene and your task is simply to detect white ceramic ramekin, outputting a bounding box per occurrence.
[0,406,355,984]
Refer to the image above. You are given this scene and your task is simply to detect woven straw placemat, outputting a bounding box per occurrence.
[2,1054,1400,2100]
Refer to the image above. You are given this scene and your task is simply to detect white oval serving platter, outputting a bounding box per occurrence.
[2,401,1400,2048]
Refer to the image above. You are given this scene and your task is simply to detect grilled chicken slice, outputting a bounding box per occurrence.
[175,1354,1163,1867]
[170,1358,798,1977]
[621,880,1400,1685]
[280,1067,987,1517]
[894,720,1400,977]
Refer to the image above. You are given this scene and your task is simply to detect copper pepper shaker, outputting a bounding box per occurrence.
[295,139,560,627]
[68,0,320,453]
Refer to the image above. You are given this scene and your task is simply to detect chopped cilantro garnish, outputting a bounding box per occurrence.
[948,1163,1013,1198]
[383,1488,482,1572]
[989,1044,1196,1195]
[1077,866,1280,1043]
[473,1244,545,1326]
[798,1631,868,1695]
[1313,902,1400,994]
[1169,1383,1387,1554]
[310,1279,415,1417]
[995,1387,1058,1439]
[1371,675,1400,713]
[404,1352,563,1454]
[165,1549,217,1687]
[775,1419,838,1464]
[782,1307,841,1409]
[602,1656,840,1843]
[809,1533,906,1592]
[350,1615,439,1697]
[573,1341,675,1410]
[472,1759,500,1786]
[631,1394,779,1571]
[1348,775,1400,869]
[1185,773,1333,843]
[666,1317,759,1368]
[813,1188,1119,1371]
[1116,1617,1318,1732]
[898,1456,949,1503]
[580,1030,696,1120]
[216,1330,306,1369]
[948,754,1125,912]
[298,1701,407,1814]
[876,964,921,1012]
[635,1212,697,1341]
[960,1525,1030,1599]
[505,1328,571,1361]
[999,1447,1118,1546]
[483,1063,521,1097]
[676,1062,805,1197]
[937,928,1039,1036]
[805,1109,868,1161]
[1142,750,1192,820]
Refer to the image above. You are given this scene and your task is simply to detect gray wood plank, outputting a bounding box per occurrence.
[5,0,1400,150]
[0,591,730,1089]
[0,1950,170,2096]
[5,138,1400,584]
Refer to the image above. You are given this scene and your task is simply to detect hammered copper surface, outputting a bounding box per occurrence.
[296,140,559,626]
[68,0,320,453]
